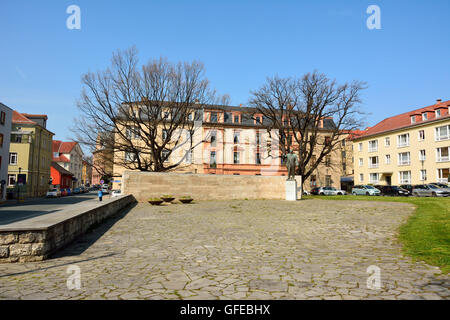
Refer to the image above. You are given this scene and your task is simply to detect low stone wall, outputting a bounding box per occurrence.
[122,171,302,202]
[0,195,136,263]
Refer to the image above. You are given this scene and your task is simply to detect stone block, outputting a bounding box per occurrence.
[9,244,32,257]
[19,232,46,244]
[0,246,9,258]
[0,233,18,245]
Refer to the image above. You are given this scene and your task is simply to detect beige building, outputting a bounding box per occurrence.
[52,141,84,188]
[111,103,346,191]
[353,99,450,186]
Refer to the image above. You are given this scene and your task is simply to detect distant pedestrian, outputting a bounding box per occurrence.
[98,190,103,201]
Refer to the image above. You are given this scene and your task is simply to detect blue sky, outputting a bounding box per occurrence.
[1,0,449,146]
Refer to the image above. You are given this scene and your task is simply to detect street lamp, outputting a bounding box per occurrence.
[17,167,22,203]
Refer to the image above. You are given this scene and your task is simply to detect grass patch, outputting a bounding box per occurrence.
[304,195,450,273]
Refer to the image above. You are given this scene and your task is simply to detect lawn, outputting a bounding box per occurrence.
[304,195,450,274]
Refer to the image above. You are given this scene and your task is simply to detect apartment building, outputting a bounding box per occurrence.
[111,103,345,190]
[353,99,450,186]
[52,141,84,188]
[0,103,12,202]
[81,159,92,186]
[8,111,54,198]
[92,132,114,185]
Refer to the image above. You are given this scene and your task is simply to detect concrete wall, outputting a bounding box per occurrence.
[122,171,302,201]
[0,195,136,263]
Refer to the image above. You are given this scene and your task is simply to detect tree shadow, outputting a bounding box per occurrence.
[49,202,137,259]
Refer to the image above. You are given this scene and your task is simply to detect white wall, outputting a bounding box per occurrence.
[0,104,12,201]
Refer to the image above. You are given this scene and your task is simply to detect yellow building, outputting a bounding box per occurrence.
[353,99,450,186]
[7,111,54,198]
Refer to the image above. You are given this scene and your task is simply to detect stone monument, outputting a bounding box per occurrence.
[285,150,299,201]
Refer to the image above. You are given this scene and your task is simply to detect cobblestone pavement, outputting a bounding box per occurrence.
[0,199,448,300]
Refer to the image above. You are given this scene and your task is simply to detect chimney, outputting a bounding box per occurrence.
[436,99,442,104]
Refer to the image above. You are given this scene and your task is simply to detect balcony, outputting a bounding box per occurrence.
[368,163,379,169]
[398,160,411,166]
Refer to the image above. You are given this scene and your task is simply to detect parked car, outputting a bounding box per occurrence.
[375,185,411,197]
[66,188,72,196]
[412,184,449,197]
[46,189,61,198]
[310,187,320,195]
[73,187,81,194]
[400,184,413,194]
[60,189,68,197]
[351,185,381,196]
[101,187,110,194]
[79,186,85,193]
[430,183,450,192]
[314,186,347,196]
[111,190,122,198]
[302,189,311,196]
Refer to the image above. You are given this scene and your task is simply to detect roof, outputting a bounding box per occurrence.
[53,140,78,154]
[12,110,36,124]
[356,100,450,139]
[51,162,73,176]
[53,154,70,163]
[22,113,48,120]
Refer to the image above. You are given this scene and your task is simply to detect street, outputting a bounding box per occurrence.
[0,192,102,225]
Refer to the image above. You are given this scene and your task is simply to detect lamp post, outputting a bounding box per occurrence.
[17,167,22,203]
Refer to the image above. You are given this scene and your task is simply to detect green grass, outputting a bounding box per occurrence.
[304,195,450,274]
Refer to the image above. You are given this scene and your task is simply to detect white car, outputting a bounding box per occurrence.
[317,186,347,196]
[46,189,61,198]
[111,190,122,198]
[101,187,110,195]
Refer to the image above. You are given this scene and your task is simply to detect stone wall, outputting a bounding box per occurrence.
[0,195,136,263]
[122,171,302,202]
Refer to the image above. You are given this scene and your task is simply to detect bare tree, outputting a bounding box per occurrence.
[72,46,228,172]
[248,71,366,185]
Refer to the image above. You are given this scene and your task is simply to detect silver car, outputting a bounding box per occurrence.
[412,184,449,197]
[317,186,347,196]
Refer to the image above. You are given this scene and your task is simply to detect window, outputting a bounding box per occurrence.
[418,130,425,141]
[210,112,217,123]
[435,125,450,141]
[233,115,240,123]
[233,151,240,164]
[369,156,379,168]
[411,116,416,124]
[358,143,363,152]
[324,136,331,146]
[368,140,378,152]
[233,132,240,144]
[341,139,346,147]
[210,151,216,167]
[397,134,410,147]
[124,152,136,162]
[255,116,262,124]
[399,171,411,184]
[210,131,217,147]
[185,150,193,164]
[437,168,449,183]
[359,158,363,167]
[0,133,3,147]
[256,152,261,165]
[8,174,16,186]
[325,175,332,187]
[420,170,427,181]
[325,156,331,167]
[369,173,379,184]
[310,175,317,187]
[385,137,390,147]
[188,113,193,121]
[422,113,428,121]
[9,152,17,165]
[398,152,411,165]
[126,127,140,139]
[162,149,170,162]
[0,111,5,125]
[419,150,426,161]
[256,132,261,145]
[435,109,441,118]
[436,147,449,162]
[162,129,168,140]
[359,174,364,182]
[385,154,391,164]
[14,134,22,143]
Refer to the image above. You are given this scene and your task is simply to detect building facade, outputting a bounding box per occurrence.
[8,112,54,198]
[50,162,74,189]
[0,103,12,202]
[111,104,345,191]
[81,159,92,186]
[353,99,450,186]
[52,141,84,188]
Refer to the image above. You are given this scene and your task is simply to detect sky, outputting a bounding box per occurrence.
[1,0,449,149]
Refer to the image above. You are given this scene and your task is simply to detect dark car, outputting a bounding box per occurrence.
[375,185,410,196]
[310,187,320,195]
[400,184,413,193]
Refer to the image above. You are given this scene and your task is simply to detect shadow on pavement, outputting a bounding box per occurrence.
[0,210,61,225]
[50,202,137,259]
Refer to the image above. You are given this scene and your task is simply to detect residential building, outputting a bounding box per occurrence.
[353,99,450,186]
[52,141,84,188]
[8,111,54,198]
[50,162,74,190]
[0,103,12,202]
[92,132,114,185]
[111,103,345,191]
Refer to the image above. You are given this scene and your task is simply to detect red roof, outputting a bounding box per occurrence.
[358,100,450,139]
[22,113,48,120]
[12,110,36,124]
[53,140,78,154]
[53,155,70,163]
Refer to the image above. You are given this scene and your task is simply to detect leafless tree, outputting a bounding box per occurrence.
[72,46,229,172]
[248,71,366,185]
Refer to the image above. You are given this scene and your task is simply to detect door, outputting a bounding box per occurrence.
[385,175,392,186]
